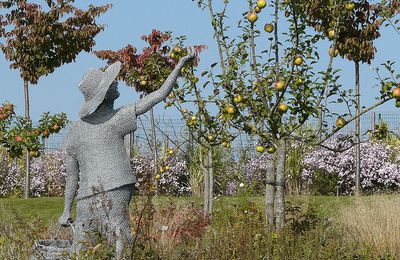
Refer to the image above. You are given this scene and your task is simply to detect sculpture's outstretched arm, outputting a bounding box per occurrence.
[135,47,197,116]
[113,47,197,136]
[59,154,79,226]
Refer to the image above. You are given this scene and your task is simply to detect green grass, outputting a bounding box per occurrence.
[0,196,203,225]
[0,197,68,225]
[0,195,368,225]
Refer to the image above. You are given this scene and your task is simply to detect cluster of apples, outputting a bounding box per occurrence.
[383,82,400,107]
[326,3,354,41]
[256,143,277,154]
[39,118,65,138]
[0,103,14,121]
[246,0,276,35]
[5,129,41,158]
[155,148,175,180]
[247,0,267,23]
[181,108,199,127]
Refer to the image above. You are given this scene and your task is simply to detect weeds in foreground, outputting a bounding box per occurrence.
[1,196,399,259]
[0,212,47,259]
[336,196,400,258]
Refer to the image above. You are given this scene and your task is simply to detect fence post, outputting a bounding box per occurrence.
[124,133,131,157]
[370,111,375,130]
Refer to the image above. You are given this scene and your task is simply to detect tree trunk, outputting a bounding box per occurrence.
[23,80,30,199]
[274,138,286,230]
[203,147,214,213]
[355,62,362,196]
[265,157,275,228]
[149,108,158,193]
[202,146,209,213]
[207,148,213,213]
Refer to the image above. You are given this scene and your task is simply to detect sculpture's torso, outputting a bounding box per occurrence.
[65,105,137,199]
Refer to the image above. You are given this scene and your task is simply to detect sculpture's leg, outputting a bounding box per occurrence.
[106,184,134,259]
[70,196,99,255]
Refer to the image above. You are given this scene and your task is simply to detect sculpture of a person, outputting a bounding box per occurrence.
[59,47,196,258]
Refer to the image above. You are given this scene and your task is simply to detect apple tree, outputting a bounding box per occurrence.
[297,0,399,196]
[0,101,68,197]
[194,0,396,229]
[165,47,239,212]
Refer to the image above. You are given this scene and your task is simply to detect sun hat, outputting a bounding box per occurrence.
[78,62,121,118]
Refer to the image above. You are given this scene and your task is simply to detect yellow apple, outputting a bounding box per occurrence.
[257,0,267,9]
[173,46,182,53]
[247,12,258,23]
[226,105,235,114]
[296,78,303,84]
[264,23,274,33]
[328,29,335,39]
[256,145,265,153]
[278,103,289,113]
[139,80,148,86]
[329,47,339,57]
[234,95,243,103]
[345,2,355,11]
[275,80,285,91]
[336,117,346,128]
[294,57,303,65]
[267,146,276,154]
[392,87,400,98]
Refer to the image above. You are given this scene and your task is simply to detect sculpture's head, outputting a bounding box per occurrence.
[78,62,121,118]
[104,80,120,102]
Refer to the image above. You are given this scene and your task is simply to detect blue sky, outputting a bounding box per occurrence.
[1,0,400,122]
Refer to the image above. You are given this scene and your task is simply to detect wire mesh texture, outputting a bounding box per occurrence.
[38,112,400,155]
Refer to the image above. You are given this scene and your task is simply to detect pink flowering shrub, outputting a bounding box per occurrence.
[0,149,66,197]
[302,137,400,194]
[0,149,23,197]
[131,151,191,196]
[224,153,273,196]
[29,151,67,197]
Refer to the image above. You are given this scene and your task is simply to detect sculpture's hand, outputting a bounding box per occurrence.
[179,46,198,64]
[134,46,199,117]
[59,212,72,227]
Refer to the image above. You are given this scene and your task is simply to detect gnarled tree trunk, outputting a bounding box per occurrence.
[265,157,275,228]
[24,80,30,199]
[203,147,213,213]
[274,138,286,230]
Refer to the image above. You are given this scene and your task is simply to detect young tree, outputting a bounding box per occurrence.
[0,101,68,197]
[0,0,111,198]
[165,52,238,212]
[298,0,390,196]
[194,0,396,230]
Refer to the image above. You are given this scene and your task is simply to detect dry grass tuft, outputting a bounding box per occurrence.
[336,196,400,257]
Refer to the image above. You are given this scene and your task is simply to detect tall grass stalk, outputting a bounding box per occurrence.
[336,196,400,257]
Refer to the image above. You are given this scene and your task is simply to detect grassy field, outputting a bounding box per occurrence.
[1,195,399,259]
[0,195,356,224]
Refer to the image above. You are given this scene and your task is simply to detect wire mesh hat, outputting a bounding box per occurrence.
[78,62,121,118]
